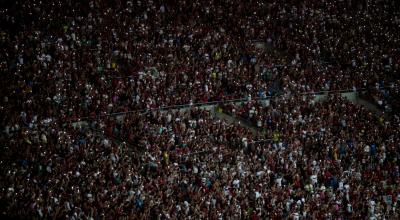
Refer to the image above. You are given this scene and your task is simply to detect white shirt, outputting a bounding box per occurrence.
[311,175,318,185]
[276,177,282,187]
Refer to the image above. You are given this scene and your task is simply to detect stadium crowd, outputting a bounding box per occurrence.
[222,94,400,219]
[1,0,399,219]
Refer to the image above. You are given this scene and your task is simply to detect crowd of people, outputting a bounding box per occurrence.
[221,94,400,218]
[1,0,399,219]
[2,0,399,121]
[362,80,400,114]
[2,107,261,218]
